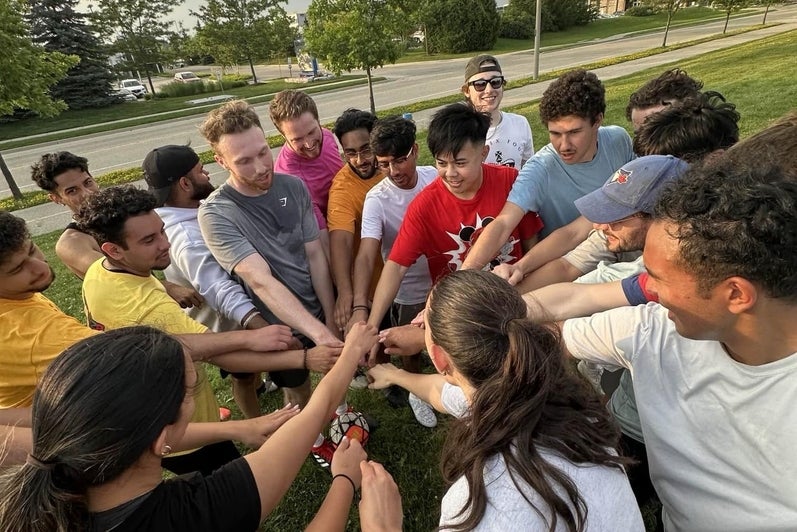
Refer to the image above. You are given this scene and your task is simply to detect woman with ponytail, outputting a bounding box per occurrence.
[368,270,643,531]
[0,323,380,532]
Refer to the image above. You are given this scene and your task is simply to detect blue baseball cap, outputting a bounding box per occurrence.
[574,155,689,224]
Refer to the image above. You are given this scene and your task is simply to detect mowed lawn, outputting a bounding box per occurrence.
[34,30,796,532]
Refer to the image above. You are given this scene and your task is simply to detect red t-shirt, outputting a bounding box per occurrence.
[389,164,543,282]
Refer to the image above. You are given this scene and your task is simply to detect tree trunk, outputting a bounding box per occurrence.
[723,10,731,33]
[763,2,770,24]
[366,66,375,115]
[662,10,673,47]
[248,56,258,84]
[145,68,155,98]
[0,153,23,201]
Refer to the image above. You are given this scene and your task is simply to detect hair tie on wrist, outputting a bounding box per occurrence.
[26,454,55,471]
[352,305,370,312]
[332,473,358,500]
[303,347,309,370]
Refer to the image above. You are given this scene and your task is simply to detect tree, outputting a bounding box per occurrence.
[419,0,500,54]
[28,0,119,110]
[713,0,749,33]
[500,0,597,39]
[305,0,410,113]
[0,0,77,198]
[91,0,180,96]
[193,0,294,83]
[644,0,684,47]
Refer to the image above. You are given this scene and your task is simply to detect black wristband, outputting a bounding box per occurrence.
[332,473,358,499]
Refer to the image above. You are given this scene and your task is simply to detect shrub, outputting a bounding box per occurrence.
[625,5,659,16]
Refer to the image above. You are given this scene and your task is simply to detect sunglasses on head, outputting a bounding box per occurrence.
[467,76,506,92]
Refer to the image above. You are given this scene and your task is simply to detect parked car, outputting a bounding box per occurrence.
[113,88,138,102]
[174,71,202,83]
[119,79,147,98]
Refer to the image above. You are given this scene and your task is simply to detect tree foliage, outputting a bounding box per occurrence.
[0,0,77,118]
[28,0,119,110]
[90,0,180,95]
[500,0,597,40]
[305,0,410,112]
[419,0,500,54]
[193,0,295,83]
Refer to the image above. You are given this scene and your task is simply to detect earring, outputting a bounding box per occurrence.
[441,369,448,376]
[161,444,172,457]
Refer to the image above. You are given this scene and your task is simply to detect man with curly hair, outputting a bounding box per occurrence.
[561,164,797,530]
[462,69,633,269]
[29,151,202,307]
[625,68,703,133]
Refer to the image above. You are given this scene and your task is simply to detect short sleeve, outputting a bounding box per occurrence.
[140,291,209,336]
[326,176,357,233]
[198,203,258,274]
[563,231,613,274]
[388,195,427,268]
[562,305,646,370]
[440,383,469,418]
[521,118,534,161]
[360,193,384,241]
[622,272,658,305]
[507,157,547,213]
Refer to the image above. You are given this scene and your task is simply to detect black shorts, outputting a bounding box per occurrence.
[219,367,308,389]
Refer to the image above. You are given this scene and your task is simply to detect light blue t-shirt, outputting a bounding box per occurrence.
[507,125,633,237]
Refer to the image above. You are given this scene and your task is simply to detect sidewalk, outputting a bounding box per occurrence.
[18,20,796,237]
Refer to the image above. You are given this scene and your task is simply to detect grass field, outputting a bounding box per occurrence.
[32,29,796,531]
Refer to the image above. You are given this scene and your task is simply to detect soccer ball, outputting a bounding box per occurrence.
[330,411,370,446]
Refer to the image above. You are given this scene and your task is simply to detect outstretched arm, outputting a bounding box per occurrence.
[462,202,526,270]
[524,279,629,321]
[367,364,447,413]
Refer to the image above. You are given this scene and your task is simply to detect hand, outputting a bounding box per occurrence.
[164,282,204,309]
[346,307,369,335]
[345,322,379,362]
[247,325,294,352]
[491,263,524,286]
[379,325,425,357]
[316,326,345,347]
[236,403,300,449]
[359,461,403,532]
[305,344,342,373]
[330,436,367,488]
[334,292,353,331]
[409,308,425,328]
[367,363,401,390]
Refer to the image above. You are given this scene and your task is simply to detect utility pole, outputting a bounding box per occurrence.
[533,0,542,79]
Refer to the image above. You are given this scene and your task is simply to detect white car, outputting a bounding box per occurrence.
[119,79,147,98]
[174,71,202,83]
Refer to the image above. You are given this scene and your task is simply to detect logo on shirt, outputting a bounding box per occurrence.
[444,214,517,271]
[279,197,287,206]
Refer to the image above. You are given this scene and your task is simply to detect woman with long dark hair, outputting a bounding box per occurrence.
[369,270,643,531]
[0,323,379,532]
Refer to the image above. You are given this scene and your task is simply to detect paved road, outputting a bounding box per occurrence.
[9,6,797,236]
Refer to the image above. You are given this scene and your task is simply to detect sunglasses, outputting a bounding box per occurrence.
[467,76,506,92]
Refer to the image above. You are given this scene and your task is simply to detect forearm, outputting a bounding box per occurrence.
[0,425,32,466]
[309,249,337,328]
[352,251,376,308]
[177,330,260,360]
[521,218,592,274]
[305,479,355,532]
[330,231,354,297]
[386,370,447,413]
[367,262,405,328]
[0,407,32,427]
[207,349,305,373]
[175,420,255,452]
[461,218,513,270]
[515,258,581,293]
[251,277,330,343]
[525,281,629,321]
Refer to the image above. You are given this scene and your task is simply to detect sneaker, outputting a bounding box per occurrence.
[349,370,370,390]
[219,407,232,421]
[383,384,408,408]
[577,360,604,393]
[256,378,278,396]
[311,438,336,469]
[409,393,437,428]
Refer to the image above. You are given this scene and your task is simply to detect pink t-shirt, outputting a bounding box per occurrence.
[274,127,343,230]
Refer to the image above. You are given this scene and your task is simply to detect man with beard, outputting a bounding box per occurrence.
[144,145,278,419]
[327,109,384,333]
[30,151,202,307]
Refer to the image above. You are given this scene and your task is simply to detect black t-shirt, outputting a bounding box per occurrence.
[90,457,261,532]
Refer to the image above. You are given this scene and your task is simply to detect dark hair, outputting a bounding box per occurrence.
[428,270,626,532]
[199,99,263,150]
[30,152,90,192]
[0,326,186,532]
[332,108,377,143]
[633,91,740,163]
[371,116,417,157]
[75,185,157,248]
[717,111,797,181]
[539,69,605,125]
[0,211,30,266]
[625,68,703,121]
[654,164,797,301]
[427,103,490,158]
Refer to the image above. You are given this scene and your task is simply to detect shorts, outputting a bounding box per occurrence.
[390,301,426,328]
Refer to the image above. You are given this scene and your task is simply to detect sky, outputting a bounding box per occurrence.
[77,0,312,28]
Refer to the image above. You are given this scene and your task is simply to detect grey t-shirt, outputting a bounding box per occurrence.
[198,174,322,325]
[438,384,643,531]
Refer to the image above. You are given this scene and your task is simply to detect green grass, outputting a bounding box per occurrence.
[399,6,756,62]
[31,29,797,529]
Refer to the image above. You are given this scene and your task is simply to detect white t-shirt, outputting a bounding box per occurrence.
[485,112,534,169]
[563,303,797,531]
[361,166,437,305]
[438,384,643,531]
